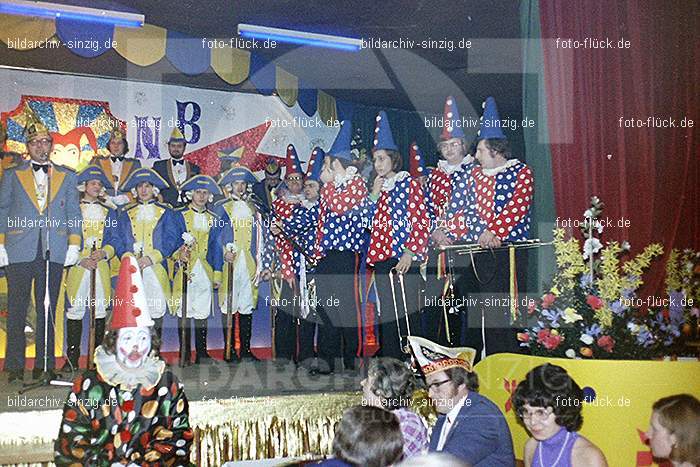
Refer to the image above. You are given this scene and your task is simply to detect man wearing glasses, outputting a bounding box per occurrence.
[423,96,484,346]
[0,106,81,384]
[408,336,515,466]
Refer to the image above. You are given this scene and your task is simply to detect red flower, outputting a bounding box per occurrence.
[542,293,556,308]
[586,295,605,310]
[527,300,537,315]
[537,329,563,350]
[661,309,670,321]
[597,335,615,352]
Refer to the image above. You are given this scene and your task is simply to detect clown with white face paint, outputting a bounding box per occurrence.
[55,254,193,465]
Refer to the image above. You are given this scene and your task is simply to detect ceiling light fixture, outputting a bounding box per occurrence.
[237,23,362,52]
[0,0,144,28]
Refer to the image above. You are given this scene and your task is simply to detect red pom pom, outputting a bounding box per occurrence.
[132,307,141,317]
[129,265,138,274]
[123,400,135,412]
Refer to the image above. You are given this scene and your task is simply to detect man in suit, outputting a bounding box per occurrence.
[89,122,141,209]
[251,159,281,215]
[152,127,200,208]
[0,106,82,383]
[408,336,515,467]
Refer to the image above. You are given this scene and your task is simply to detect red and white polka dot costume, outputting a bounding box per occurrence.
[426,156,484,242]
[471,159,533,242]
[316,169,373,258]
[367,171,429,265]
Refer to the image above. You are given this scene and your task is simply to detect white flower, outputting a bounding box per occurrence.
[182,232,195,246]
[563,307,583,324]
[225,242,236,253]
[583,238,603,260]
[133,242,143,255]
[621,241,631,251]
[565,349,576,359]
[580,334,594,345]
[626,322,640,334]
[583,209,594,219]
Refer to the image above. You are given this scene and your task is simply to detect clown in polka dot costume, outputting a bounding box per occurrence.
[55,255,193,466]
[472,97,533,245]
[426,96,485,244]
[367,111,430,359]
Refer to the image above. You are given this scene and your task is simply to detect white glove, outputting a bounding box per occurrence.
[0,245,8,267]
[109,194,131,206]
[64,245,80,266]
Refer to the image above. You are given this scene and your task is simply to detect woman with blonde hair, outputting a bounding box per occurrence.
[646,394,700,466]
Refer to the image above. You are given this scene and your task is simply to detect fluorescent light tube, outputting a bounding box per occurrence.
[237,23,362,51]
[0,0,144,28]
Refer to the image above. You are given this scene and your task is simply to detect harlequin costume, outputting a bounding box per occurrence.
[459,96,533,358]
[110,168,185,337]
[171,175,224,364]
[64,165,119,369]
[366,111,430,359]
[213,166,267,361]
[419,97,487,347]
[54,255,193,466]
[271,146,325,364]
[313,120,374,373]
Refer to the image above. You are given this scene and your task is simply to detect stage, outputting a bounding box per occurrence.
[0,359,366,466]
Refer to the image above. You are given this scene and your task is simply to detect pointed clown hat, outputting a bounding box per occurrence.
[372,111,398,152]
[328,120,353,161]
[168,126,186,144]
[181,174,222,196]
[78,164,114,191]
[408,141,427,178]
[284,144,303,176]
[110,253,154,329]
[22,103,51,142]
[441,96,465,141]
[219,166,258,186]
[305,147,326,182]
[121,167,169,192]
[407,336,477,376]
[477,96,506,140]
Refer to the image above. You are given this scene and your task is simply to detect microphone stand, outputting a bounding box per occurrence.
[20,157,72,394]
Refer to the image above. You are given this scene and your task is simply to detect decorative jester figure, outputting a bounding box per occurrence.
[55,254,193,466]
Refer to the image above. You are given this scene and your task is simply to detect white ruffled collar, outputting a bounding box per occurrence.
[437,155,474,175]
[94,345,165,391]
[479,158,520,176]
[381,171,410,192]
[333,165,359,187]
[301,198,319,209]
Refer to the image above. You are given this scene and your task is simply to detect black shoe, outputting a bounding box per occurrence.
[7,370,23,384]
[32,368,57,381]
[196,353,214,364]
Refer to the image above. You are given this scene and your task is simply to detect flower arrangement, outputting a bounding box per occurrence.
[664,248,700,339]
[516,197,685,359]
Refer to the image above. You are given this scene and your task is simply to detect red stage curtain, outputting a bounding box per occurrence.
[539,0,699,295]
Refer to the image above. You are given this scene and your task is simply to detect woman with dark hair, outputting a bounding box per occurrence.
[513,364,607,467]
[367,111,429,360]
[361,357,429,458]
[646,394,700,466]
[316,405,404,467]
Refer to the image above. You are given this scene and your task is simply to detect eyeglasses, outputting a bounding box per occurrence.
[28,138,52,147]
[286,176,303,182]
[438,141,463,150]
[518,407,553,422]
[427,378,452,391]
